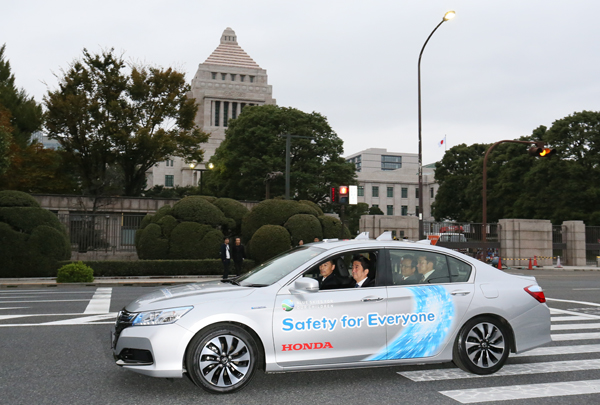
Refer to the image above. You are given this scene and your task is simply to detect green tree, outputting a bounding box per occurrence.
[44,48,209,197]
[368,205,384,215]
[205,105,356,202]
[0,107,11,176]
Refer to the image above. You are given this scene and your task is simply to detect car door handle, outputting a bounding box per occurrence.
[451,290,471,296]
[361,297,384,302]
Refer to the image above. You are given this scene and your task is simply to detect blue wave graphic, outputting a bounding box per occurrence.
[369,285,454,360]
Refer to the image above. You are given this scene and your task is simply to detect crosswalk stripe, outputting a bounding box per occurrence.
[552,315,599,322]
[83,287,112,314]
[552,332,600,341]
[546,298,600,307]
[552,323,600,331]
[512,344,600,357]
[398,359,600,381]
[439,379,600,403]
[550,308,600,320]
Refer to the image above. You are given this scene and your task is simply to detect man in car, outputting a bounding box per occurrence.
[394,255,420,285]
[317,259,341,290]
[416,254,447,283]
[351,256,375,288]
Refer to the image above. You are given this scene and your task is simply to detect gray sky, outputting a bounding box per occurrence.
[3,0,600,164]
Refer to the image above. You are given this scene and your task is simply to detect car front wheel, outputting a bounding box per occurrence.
[453,316,509,375]
[186,324,259,394]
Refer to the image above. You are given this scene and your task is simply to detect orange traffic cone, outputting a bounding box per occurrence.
[497,257,502,270]
[534,255,538,267]
[528,258,533,270]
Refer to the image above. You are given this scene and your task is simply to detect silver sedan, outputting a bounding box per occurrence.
[112,239,551,394]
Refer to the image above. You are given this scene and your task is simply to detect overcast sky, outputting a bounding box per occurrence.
[3,0,600,164]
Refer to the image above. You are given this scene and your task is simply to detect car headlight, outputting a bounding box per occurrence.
[132,306,193,326]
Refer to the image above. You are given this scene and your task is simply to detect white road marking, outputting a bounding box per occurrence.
[549,308,600,320]
[83,287,112,314]
[0,307,28,310]
[573,288,600,291]
[398,359,600,382]
[0,312,117,327]
[439,379,600,403]
[513,344,600,357]
[552,316,600,321]
[552,323,600,331]
[546,297,600,307]
[0,300,91,303]
[0,291,92,295]
[0,315,31,321]
[552,332,600,341]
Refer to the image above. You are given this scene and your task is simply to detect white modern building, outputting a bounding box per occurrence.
[346,148,438,222]
[146,27,276,188]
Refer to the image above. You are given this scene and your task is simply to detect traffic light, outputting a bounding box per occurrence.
[528,142,556,157]
[339,185,349,204]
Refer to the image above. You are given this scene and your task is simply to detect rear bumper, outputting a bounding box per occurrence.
[511,303,552,353]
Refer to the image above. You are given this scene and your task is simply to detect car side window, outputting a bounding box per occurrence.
[304,250,380,290]
[447,256,473,282]
[389,249,450,285]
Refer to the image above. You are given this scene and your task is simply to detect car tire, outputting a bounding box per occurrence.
[186,324,259,394]
[453,316,509,375]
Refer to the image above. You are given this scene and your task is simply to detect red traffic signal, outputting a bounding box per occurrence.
[339,185,349,204]
[330,187,337,202]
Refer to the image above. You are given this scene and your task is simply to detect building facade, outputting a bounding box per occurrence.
[346,148,438,222]
[147,27,276,188]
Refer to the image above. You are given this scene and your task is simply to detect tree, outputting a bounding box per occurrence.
[44,48,209,197]
[0,106,11,176]
[205,105,356,202]
[368,205,384,215]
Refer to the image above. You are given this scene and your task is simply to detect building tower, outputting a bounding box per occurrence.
[146,27,276,189]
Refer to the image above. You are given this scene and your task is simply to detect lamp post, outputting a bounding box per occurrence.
[189,162,214,194]
[417,10,455,240]
[280,134,315,199]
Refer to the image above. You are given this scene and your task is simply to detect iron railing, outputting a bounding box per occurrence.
[552,225,567,265]
[585,226,600,266]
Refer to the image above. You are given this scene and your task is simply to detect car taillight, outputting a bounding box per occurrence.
[524,285,546,303]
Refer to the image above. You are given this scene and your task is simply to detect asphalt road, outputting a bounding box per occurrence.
[1,270,600,405]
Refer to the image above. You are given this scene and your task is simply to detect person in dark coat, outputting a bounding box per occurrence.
[351,256,375,288]
[231,237,246,277]
[220,237,231,280]
[317,259,341,290]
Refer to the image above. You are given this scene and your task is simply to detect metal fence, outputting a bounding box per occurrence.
[552,225,567,265]
[56,213,145,253]
[423,222,500,260]
[585,226,600,266]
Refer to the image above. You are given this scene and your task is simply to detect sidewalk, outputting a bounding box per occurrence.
[0,275,222,288]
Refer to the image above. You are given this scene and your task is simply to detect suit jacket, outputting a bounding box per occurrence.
[220,243,231,261]
[352,277,375,288]
[231,244,246,263]
[318,274,341,290]
[420,270,450,284]
[395,273,420,285]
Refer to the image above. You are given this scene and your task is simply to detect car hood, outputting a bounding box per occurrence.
[125,280,256,312]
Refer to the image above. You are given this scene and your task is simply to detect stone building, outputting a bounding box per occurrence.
[146,27,276,188]
[345,148,438,222]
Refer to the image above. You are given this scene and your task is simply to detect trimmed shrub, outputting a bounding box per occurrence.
[172,196,228,227]
[319,215,352,239]
[213,198,249,232]
[0,222,30,277]
[284,214,323,246]
[137,223,169,260]
[198,229,225,260]
[249,225,291,263]
[158,215,178,238]
[56,261,94,283]
[152,205,173,223]
[169,222,213,259]
[299,200,323,216]
[140,214,153,230]
[0,207,65,233]
[242,199,318,242]
[198,195,217,204]
[57,259,256,277]
[28,225,71,261]
[0,190,40,208]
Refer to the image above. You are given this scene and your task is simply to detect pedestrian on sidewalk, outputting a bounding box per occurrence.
[231,237,246,277]
[220,237,231,279]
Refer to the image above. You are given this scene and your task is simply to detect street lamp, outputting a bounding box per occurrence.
[280,134,315,199]
[189,162,214,195]
[417,10,456,240]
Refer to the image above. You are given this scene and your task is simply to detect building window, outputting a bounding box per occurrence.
[241,103,246,111]
[240,75,245,82]
[249,76,255,83]
[401,187,408,198]
[214,101,220,126]
[232,102,238,119]
[358,186,364,196]
[223,101,229,127]
[211,72,217,80]
[372,186,379,197]
[387,187,393,198]
[401,205,408,216]
[230,74,236,81]
[165,175,174,187]
[430,187,434,198]
[165,159,174,167]
[221,73,226,80]
[416,206,420,217]
[387,205,394,215]
[381,155,402,170]
[415,188,419,198]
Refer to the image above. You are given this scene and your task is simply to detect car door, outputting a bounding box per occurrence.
[272,250,387,367]
[380,249,475,361]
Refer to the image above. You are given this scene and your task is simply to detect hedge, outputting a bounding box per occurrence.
[56,259,256,277]
[299,200,324,216]
[249,224,291,263]
[241,199,318,242]
[213,197,249,233]
[0,190,41,208]
[172,196,228,227]
[0,207,65,234]
[168,222,214,259]
[284,214,323,245]
[320,215,351,239]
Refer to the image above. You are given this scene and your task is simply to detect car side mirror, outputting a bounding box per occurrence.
[290,277,319,294]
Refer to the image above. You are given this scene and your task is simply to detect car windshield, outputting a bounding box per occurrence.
[237,246,325,287]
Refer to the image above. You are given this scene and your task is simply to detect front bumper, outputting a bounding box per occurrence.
[112,318,194,378]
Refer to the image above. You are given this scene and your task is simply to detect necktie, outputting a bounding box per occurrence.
[355,284,359,288]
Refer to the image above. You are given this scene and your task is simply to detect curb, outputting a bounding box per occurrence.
[0,275,221,289]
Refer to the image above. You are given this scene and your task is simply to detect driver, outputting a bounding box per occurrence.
[318,259,341,290]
